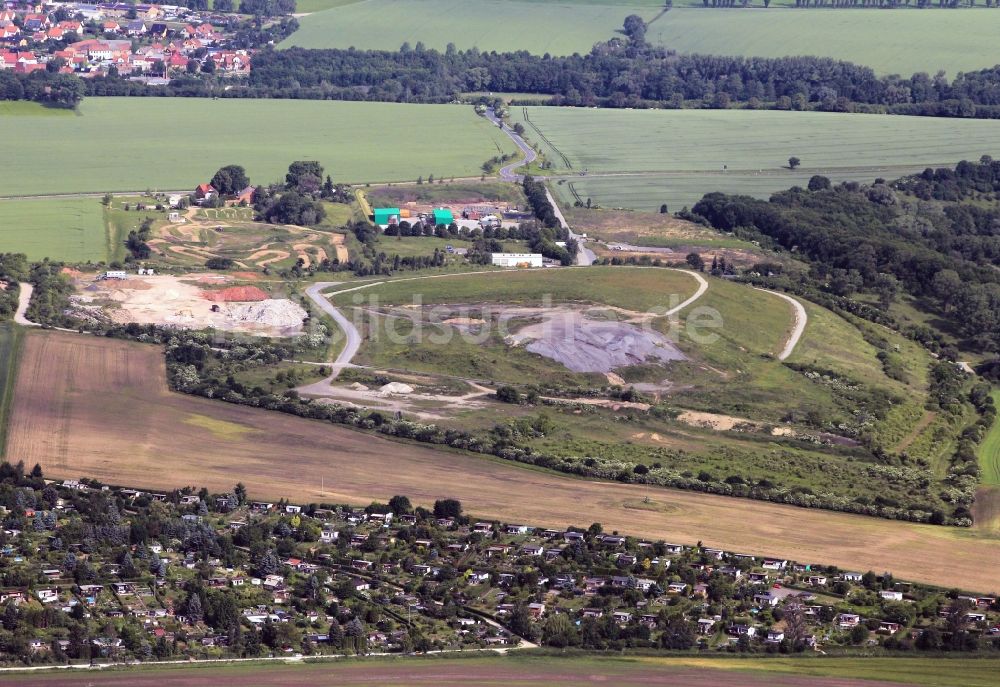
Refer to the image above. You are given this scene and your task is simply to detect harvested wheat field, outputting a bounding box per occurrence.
[6,331,1000,591]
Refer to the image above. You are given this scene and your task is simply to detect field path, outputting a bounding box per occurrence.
[13,283,38,327]
[756,288,807,360]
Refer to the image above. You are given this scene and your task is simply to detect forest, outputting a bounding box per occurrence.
[2,36,984,118]
[690,160,1000,360]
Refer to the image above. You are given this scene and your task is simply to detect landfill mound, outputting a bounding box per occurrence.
[511,310,685,373]
[203,286,269,302]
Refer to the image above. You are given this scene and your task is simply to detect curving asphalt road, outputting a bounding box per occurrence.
[302,281,363,383]
[484,107,536,182]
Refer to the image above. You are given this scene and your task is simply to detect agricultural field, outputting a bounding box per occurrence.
[644,8,1000,76]
[512,107,1000,211]
[282,0,664,54]
[0,98,517,197]
[0,198,106,262]
[280,0,1000,74]
[7,330,1000,590]
[980,390,1000,485]
[7,655,1000,687]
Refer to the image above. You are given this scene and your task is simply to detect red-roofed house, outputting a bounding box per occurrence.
[195,183,216,200]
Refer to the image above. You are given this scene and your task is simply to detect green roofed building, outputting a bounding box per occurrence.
[433,208,454,226]
[373,208,400,227]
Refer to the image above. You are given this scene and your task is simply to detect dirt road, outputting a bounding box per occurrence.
[13,283,37,327]
[756,288,807,360]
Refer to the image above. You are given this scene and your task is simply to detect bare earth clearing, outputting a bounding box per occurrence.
[6,331,1000,591]
[67,274,307,337]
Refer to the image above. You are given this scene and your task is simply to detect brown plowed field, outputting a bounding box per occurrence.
[6,331,1000,591]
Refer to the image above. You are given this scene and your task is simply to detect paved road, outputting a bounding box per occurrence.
[13,283,38,327]
[484,108,595,266]
[484,107,537,181]
[302,281,363,383]
[544,187,595,266]
[755,288,808,360]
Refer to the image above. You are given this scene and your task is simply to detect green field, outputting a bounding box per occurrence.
[980,390,1000,485]
[282,0,661,53]
[0,322,23,454]
[282,0,1000,74]
[0,98,516,197]
[512,107,1000,211]
[645,8,1000,76]
[0,198,107,262]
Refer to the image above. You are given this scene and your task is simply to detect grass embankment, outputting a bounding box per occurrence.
[336,266,701,312]
[979,390,1000,485]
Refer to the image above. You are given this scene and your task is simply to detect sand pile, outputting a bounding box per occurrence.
[203,286,269,302]
[379,382,414,395]
[223,299,307,330]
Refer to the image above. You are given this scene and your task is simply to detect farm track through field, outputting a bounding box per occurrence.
[755,288,807,361]
[6,330,1000,591]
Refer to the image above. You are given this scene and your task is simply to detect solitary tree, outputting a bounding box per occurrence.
[659,203,668,214]
[788,156,801,169]
[685,252,705,271]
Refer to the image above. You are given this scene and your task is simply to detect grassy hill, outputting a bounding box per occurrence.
[319,267,960,520]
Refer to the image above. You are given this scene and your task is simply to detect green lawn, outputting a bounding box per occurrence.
[979,390,1000,485]
[513,107,1000,211]
[293,0,365,13]
[0,198,107,262]
[0,98,517,197]
[645,7,1000,76]
[282,0,660,53]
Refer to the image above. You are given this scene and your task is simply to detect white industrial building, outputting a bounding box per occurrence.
[491,253,543,268]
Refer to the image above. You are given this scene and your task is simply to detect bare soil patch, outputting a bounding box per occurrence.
[67,274,306,337]
[202,286,269,303]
